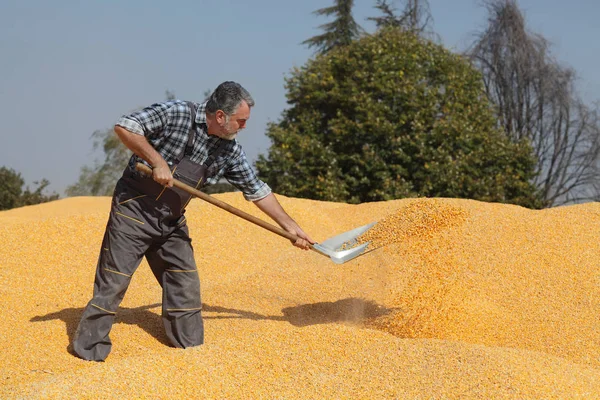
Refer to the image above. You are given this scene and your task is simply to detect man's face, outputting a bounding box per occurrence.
[216,101,250,141]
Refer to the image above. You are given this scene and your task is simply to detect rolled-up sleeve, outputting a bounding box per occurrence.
[115,102,172,137]
[243,181,272,201]
[225,150,272,201]
[115,116,145,135]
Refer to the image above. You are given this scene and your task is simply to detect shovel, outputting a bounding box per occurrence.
[136,163,375,264]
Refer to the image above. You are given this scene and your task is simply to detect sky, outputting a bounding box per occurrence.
[1,0,599,196]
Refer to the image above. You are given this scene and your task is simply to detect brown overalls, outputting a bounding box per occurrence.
[73,103,225,361]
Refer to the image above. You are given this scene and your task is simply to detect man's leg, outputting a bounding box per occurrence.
[146,224,204,348]
[73,223,149,361]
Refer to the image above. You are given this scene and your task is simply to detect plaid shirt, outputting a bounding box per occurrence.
[116,100,271,201]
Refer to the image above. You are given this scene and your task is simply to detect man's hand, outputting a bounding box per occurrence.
[284,225,315,250]
[253,193,316,251]
[113,125,172,186]
[152,162,174,187]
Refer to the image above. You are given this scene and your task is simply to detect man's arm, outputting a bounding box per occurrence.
[220,148,314,250]
[253,193,315,250]
[114,125,174,187]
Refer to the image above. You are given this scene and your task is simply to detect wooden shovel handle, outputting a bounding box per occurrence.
[135,163,299,242]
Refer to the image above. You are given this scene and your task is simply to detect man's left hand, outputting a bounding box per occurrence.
[285,226,315,250]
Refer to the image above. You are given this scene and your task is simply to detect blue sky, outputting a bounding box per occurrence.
[1,0,599,195]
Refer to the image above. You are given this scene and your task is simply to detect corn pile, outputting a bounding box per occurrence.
[1,194,600,398]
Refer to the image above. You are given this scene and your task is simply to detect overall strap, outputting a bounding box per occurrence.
[181,101,197,160]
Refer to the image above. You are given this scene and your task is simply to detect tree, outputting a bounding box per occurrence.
[0,167,25,210]
[20,179,60,206]
[302,0,363,54]
[66,128,132,196]
[256,27,544,208]
[367,0,435,38]
[0,167,59,210]
[468,0,600,206]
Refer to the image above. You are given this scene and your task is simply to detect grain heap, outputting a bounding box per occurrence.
[1,194,600,398]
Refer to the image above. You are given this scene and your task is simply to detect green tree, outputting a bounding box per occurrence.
[0,167,59,210]
[20,179,60,206]
[66,128,131,196]
[0,167,25,210]
[302,0,363,54]
[256,28,544,208]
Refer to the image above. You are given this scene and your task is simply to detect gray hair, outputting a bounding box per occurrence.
[205,81,255,115]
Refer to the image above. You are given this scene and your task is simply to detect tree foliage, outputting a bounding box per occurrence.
[66,128,132,197]
[257,28,544,208]
[0,167,24,210]
[302,0,363,54]
[0,167,59,210]
[469,0,600,205]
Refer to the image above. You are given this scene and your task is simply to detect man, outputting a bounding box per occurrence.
[73,81,314,361]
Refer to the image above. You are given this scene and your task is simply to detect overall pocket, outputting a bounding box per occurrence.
[172,158,207,213]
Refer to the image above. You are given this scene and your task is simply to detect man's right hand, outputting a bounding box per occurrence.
[152,163,174,187]
[113,125,174,187]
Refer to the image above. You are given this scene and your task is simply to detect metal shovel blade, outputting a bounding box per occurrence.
[311,222,377,264]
